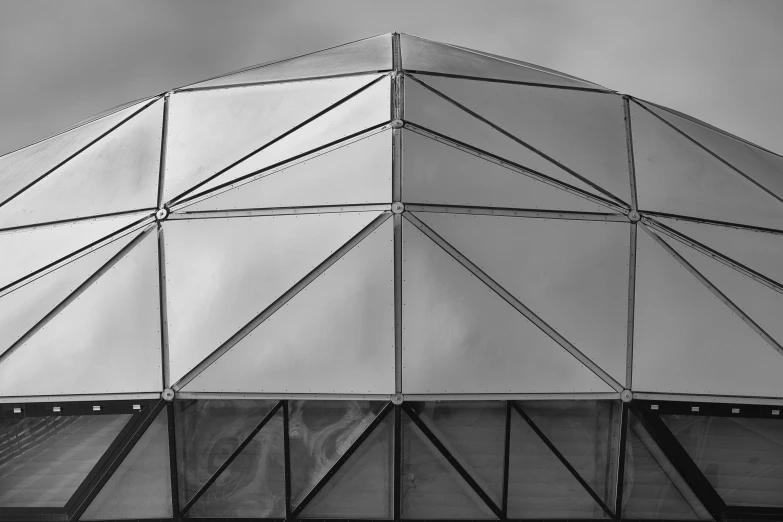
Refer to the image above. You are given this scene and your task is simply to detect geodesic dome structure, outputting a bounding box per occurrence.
[1,32,782,521]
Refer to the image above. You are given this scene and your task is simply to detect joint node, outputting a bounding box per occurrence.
[162,388,175,402]
[155,207,169,221]
[391,202,405,214]
[391,393,404,405]
[621,389,633,403]
[628,210,641,223]
[391,119,404,129]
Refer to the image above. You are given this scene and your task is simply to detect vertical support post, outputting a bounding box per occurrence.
[502,401,511,518]
[157,92,171,209]
[623,95,639,212]
[393,403,402,522]
[283,400,292,519]
[167,402,181,520]
[158,223,170,388]
[391,33,404,396]
[614,402,628,518]
[626,223,637,389]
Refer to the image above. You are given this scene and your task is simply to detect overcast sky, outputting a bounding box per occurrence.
[1,0,782,156]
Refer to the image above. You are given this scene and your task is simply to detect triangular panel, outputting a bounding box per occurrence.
[0,228,142,355]
[400,34,601,90]
[402,130,614,212]
[417,74,631,203]
[186,129,392,212]
[654,216,783,287]
[400,409,495,519]
[189,409,285,517]
[189,76,391,199]
[0,212,148,291]
[182,218,394,394]
[186,34,393,89]
[0,99,162,228]
[0,99,153,205]
[300,411,393,518]
[0,230,162,396]
[508,407,608,519]
[632,228,783,397]
[631,101,783,230]
[401,218,614,394]
[81,408,172,519]
[163,74,382,202]
[404,75,611,201]
[165,211,380,386]
[417,212,630,383]
[623,412,711,520]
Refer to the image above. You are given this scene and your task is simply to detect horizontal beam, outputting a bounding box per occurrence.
[404,203,628,221]
[170,203,391,219]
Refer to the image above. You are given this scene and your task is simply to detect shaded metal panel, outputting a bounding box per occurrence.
[0,100,154,206]
[184,34,393,89]
[183,129,392,212]
[632,228,783,397]
[403,75,611,201]
[631,101,783,230]
[164,211,381,386]
[402,129,613,212]
[163,74,381,202]
[417,211,630,384]
[188,75,392,201]
[0,231,163,397]
[418,74,631,204]
[182,219,395,394]
[399,33,600,90]
[401,218,615,394]
[0,100,162,229]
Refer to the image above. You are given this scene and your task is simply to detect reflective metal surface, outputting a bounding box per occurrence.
[401,218,614,394]
[402,130,612,212]
[400,34,595,90]
[0,232,162,396]
[631,102,783,230]
[81,409,172,519]
[186,129,392,212]
[182,218,394,394]
[164,211,381,386]
[0,100,150,205]
[633,229,783,397]
[0,99,162,228]
[187,34,392,89]
[418,74,631,203]
[404,76,608,200]
[192,76,391,198]
[163,74,381,202]
[0,414,131,507]
[416,212,630,384]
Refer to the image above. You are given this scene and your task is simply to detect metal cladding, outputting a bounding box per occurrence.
[1,33,783,520]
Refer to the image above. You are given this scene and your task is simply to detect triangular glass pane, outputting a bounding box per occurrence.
[416,212,630,384]
[401,218,614,394]
[190,75,391,199]
[400,33,597,90]
[289,401,384,509]
[0,100,162,228]
[185,129,392,212]
[300,411,393,518]
[189,408,285,517]
[415,402,505,506]
[508,407,608,518]
[663,414,783,508]
[81,409,172,519]
[163,73,381,202]
[182,218,394,394]
[0,413,133,507]
[0,212,147,291]
[654,216,783,287]
[402,130,614,212]
[631,101,783,230]
[633,228,783,397]
[623,412,711,520]
[519,400,621,508]
[188,34,392,89]
[0,231,162,396]
[0,227,142,355]
[404,75,610,201]
[0,100,151,205]
[418,74,631,203]
[645,102,783,202]
[401,409,495,519]
[165,211,380,386]
[174,399,277,507]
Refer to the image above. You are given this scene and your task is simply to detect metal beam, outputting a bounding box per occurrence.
[626,223,637,389]
[170,203,391,219]
[404,203,628,221]
[158,224,171,387]
[156,93,170,209]
[623,95,639,211]
[402,69,610,93]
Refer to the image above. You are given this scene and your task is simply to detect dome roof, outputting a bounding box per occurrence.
[1,32,783,402]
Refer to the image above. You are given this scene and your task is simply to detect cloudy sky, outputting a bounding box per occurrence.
[1,0,782,156]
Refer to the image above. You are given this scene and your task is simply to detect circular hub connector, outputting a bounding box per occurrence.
[155,208,169,221]
[391,393,404,405]
[391,202,405,214]
[628,210,641,223]
[621,389,633,403]
[391,119,404,129]
[161,388,175,402]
